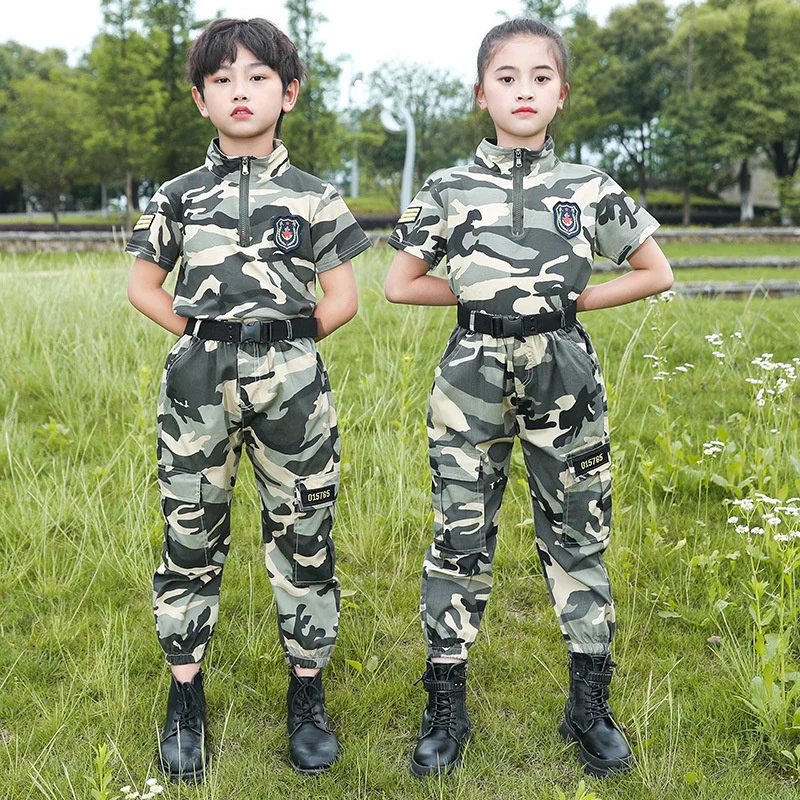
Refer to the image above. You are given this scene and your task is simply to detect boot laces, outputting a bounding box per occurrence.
[585,680,610,721]
[176,683,203,731]
[292,680,323,726]
[430,689,456,730]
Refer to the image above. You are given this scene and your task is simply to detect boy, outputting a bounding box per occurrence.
[126,17,370,782]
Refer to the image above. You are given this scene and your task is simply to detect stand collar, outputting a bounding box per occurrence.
[474,136,558,176]
[205,138,291,184]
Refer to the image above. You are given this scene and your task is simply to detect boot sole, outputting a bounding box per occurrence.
[559,717,634,778]
[409,755,462,778]
[157,749,206,784]
[290,760,335,776]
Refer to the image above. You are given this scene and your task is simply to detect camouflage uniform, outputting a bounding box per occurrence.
[126,139,371,668]
[389,136,658,660]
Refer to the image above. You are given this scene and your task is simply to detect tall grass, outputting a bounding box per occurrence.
[0,249,799,799]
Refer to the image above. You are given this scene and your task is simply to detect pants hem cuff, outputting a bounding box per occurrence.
[165,654,203,666]
[567,643,611,655]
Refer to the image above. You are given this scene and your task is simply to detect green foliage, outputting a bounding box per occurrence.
[282,0,347,177]
[595,0,674,204]
[1,71,92,223]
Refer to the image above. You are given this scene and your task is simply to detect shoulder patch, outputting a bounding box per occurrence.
[274,215,302,253]
[397,206,421,225]
[553,201,581,239]
[133,214,155,232]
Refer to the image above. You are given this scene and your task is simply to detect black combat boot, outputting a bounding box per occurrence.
[287,669,339,775]
[409,660,471,777]
[559,652,634,777]
[158,670,208,783]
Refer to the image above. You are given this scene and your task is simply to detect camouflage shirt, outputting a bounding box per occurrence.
[126,139,371,322]
[388,136,659,316]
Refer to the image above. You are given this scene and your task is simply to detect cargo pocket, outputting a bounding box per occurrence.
[432,462,486,554]
[562,440,612,548]
[158,466,209,569]
[293,467,339,586]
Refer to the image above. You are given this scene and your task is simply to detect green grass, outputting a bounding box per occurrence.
[1,249,800,799]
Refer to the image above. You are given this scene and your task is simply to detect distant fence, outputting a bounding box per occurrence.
[2,227,800,254]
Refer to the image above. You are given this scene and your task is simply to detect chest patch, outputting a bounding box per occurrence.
[553,201,582,239]
[274,215,302,252]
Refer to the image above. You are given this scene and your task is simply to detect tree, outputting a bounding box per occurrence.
[2,72,91,223]
[595,0,674,207]
[558,12,622,163]
[84,0,163,226]
[0,43,71,213]
[140,0,210,181]
[687,0,800,223]
[282,0,346,177]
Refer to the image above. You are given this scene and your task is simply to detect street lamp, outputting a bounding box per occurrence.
[348,72,364,199]
[380,104,416,213]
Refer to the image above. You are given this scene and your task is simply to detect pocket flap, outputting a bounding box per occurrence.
[296,467,340,511]
[431,461,482,483]
[158,466,202,503]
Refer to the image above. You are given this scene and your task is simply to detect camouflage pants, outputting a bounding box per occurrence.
[423,321,615,659]
[154,333,340,668]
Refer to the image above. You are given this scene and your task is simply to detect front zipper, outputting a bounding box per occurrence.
[238,156,250,247]
[512,148,523,237]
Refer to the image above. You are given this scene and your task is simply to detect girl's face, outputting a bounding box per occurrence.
[475,35,569,150]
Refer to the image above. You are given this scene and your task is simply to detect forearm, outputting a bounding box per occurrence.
[578,238,673,312]
[128,282,187,336]
[577,269,672,311]
[385,273,457,306]
[313,292,357,340]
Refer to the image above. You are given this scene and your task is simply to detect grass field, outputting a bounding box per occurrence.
[1,248,800,799]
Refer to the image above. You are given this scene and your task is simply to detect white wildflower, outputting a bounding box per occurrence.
[774,533,791,543]
[727,516,739,524]
[766,516,781,526]
[751,527,765,536]
[735,525,750,534]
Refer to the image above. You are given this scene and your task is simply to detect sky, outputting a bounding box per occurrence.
[3,0,680,91]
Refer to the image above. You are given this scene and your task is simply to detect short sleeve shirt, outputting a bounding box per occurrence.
[388,137,659,316]
[126,139,371,322]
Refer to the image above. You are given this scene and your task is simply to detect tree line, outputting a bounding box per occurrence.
[0,0,798,226]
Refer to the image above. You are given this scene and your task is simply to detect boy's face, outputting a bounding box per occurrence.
[192,43,299,157]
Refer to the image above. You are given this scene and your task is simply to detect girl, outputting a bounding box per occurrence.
[385,19,672,779]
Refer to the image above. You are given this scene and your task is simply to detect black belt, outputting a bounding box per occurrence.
[184,317,318,343]
[457,302,576,338]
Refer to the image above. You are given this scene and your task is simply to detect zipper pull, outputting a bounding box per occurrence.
[515,149,523,169]
[241,157,250,176]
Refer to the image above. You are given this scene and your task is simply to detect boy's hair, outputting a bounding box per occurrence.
[476,18,570,86]
[187,17,307,97]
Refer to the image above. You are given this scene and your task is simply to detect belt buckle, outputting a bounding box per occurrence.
[240,320,262,343]
[504,315,525,338]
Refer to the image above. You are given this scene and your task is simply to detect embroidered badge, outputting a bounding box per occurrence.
[569,442,611,479]
[553,201,582,239]
[299,484,336,508]
[397,206,421,225]
[133,213,155,232]
[274,215,302,252]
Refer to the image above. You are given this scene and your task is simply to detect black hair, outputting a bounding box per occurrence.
[476,18,570,86]
[187,17,307,96]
